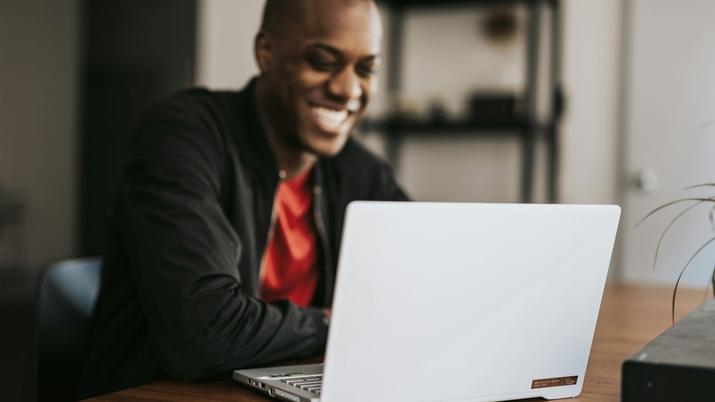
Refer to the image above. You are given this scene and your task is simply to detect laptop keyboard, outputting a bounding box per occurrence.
[280,374,323,396]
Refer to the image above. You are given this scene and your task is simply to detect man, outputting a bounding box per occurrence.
[79,0,407,397]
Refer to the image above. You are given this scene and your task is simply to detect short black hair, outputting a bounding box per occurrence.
[260,0,297,36]
[260,0,376,36]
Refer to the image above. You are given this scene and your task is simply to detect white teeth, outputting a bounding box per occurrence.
[311,106,349,132]
[346,99,360,113]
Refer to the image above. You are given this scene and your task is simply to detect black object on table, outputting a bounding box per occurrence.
[622,298,715,402]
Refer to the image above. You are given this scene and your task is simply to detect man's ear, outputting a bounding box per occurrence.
[254,31,273,73]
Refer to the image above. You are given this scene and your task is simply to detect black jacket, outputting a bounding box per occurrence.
[79,79,408,397]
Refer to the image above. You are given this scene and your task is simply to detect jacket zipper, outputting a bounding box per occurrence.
[257,183,280,293]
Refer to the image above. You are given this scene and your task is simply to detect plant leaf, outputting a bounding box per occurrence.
[672,235,715,325]
[635,198,715,228]
[684,183,715,190]
[652,201,705,272]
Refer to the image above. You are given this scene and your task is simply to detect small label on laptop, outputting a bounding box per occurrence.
[531,376,578,389]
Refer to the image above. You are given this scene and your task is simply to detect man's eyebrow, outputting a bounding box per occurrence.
[305,43,342,55]
[305,43,381,61]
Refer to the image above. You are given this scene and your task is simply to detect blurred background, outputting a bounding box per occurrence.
[1,0,715,400]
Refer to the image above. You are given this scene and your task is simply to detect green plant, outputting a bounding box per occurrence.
[635,183,715,323]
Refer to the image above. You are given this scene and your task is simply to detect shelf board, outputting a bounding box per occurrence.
[379,0,546,9]
[360,118,532,137]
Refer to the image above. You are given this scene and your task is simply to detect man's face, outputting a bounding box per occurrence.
[257,0,382,157]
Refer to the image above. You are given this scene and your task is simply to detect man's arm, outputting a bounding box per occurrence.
[119,100,328,381]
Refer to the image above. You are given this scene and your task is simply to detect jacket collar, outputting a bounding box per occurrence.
[236,77,328,190]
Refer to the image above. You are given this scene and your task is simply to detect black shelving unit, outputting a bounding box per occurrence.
[367,0,564,202]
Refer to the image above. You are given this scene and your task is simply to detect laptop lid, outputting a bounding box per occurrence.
[322,202,620,402]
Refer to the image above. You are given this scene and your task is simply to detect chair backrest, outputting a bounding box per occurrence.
[38,258,101,402]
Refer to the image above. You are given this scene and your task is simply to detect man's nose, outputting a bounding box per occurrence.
[327,67,363,105]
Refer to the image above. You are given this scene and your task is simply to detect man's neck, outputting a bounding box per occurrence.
[255,79,317,179]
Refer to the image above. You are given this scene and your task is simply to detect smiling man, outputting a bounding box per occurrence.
[79,0,407,398]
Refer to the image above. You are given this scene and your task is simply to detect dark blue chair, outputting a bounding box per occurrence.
[38,258,101,402]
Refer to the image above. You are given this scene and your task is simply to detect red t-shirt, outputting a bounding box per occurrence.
[259,169,318,307]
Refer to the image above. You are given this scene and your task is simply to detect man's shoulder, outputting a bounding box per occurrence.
[328,138,397,193]
[328,138,409,201]
[128,87,249,169]
[134,86,253,152]
[333,138,390,172]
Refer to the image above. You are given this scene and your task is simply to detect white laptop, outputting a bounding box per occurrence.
[234,201,621,402]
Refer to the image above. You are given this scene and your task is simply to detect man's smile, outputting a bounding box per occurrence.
[308,102,356,134]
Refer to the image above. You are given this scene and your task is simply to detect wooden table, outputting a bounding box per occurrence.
[90,284,709,401]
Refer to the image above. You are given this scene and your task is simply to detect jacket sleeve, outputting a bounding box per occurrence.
[119,101,328,381]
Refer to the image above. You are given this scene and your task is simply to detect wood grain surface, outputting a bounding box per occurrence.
[88,284,709,401]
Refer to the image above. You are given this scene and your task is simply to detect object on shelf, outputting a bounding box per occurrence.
[361,94,528,134]
[468,92,524,123]
[479,5,520,45]
[387,91,421,122]
[428,98,448,123]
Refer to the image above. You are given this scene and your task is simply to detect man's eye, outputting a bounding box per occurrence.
[357,64,378,77]
[307,57,337,71]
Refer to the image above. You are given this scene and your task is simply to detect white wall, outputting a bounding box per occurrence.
[0,0,80,268]
[559,0,622,205]
[196,0,623,206]
[618,0,715,286]
[196,0,262,89]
